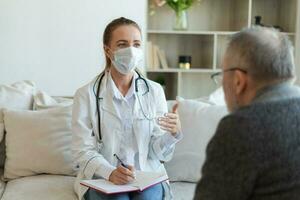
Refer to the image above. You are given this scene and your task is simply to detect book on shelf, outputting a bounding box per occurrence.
[146,41,154,69]
[152,44,160,70]
[80,171,168,195]
[157,49,168,69]
[146,41,169,70]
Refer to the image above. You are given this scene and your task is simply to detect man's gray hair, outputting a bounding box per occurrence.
[226,26,295,82]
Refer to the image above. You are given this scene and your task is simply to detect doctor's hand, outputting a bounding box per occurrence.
[158,102,181,136]
[109,165,135,185]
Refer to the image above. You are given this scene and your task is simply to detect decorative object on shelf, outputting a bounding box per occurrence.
[150,0,201,30]
[179,55,191,69]
[254,16,263,26]
[254,15,283,32]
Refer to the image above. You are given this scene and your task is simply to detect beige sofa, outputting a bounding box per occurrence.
[0,81,226,200]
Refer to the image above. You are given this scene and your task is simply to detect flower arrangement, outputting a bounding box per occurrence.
[150,0,202,30]
[150,0,201,15]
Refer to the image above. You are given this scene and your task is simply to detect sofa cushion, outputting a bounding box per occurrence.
[3,106,75,180]
[170,182,197,200]
[0,81,36,169]
[33,90,73,110]
[0,81,36,141]
[0,179,5,199]
[1,175,76,200]
[0,175,194,200]
[0,169,6,199]
[207,87,225,105]
[165,99,228,182]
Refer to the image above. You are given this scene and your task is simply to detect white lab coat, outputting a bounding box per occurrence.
[72,71,176,200]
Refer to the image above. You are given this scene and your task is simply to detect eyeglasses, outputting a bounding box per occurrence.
[211,68,247,86]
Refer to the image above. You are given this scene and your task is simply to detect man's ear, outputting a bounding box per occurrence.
[234,70,247,95]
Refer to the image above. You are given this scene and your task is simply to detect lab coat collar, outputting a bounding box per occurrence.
[96,70,120,120]
[108,71,137,101]
[97,70,140,120]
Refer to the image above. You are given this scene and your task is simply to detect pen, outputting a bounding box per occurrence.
[113,154,136,179]
[113,154,129,169]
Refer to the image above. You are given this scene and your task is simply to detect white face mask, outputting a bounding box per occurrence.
[111,47,143,75]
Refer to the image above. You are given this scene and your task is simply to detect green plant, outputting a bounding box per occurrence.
[166,0,195,13]
[154,75,166,86]
[149,0,201,16]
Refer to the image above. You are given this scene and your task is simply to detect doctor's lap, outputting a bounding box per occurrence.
[84,183,163,200]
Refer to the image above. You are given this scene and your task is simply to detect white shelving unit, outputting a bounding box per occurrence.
[146,0,298,100]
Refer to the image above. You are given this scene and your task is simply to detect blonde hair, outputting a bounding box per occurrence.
[102,17,141,71]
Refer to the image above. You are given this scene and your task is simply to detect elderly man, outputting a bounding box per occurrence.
[194,26,300,200]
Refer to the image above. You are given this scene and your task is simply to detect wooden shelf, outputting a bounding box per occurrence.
[148,0,250,32]
[148,30,295,36]
[251,0,297,33]
[147,69,219,73]
[146,0,298,99]
[147,30,237,35]
[147,72,178,99]
[285,32,296,36]
[148,34,214,68]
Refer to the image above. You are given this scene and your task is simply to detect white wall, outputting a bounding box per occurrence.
[0,0,147,96]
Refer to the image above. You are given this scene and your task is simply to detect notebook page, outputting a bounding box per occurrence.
[81,179,138,194]
[81,171,168,194]
[130,171,168,191]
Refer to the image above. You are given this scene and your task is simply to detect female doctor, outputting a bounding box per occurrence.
[72,17,182,200]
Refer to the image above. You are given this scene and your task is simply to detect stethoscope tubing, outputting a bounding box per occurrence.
[93,70,150,143]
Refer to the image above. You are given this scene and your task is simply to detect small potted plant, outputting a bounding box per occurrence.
[154,75,166,91]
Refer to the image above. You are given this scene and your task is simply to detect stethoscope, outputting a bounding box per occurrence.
[92,69,151,144]
[81,70,152,173]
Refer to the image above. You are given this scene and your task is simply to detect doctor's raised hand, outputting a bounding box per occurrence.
[158,102,181,136]
[72,17,183,200]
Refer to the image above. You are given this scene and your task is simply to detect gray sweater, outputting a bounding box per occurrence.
[194,83,300,200]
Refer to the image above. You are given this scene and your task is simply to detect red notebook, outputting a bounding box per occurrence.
[80,171,168,195]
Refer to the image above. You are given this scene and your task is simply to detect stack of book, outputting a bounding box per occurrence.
[146,41,169,70]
